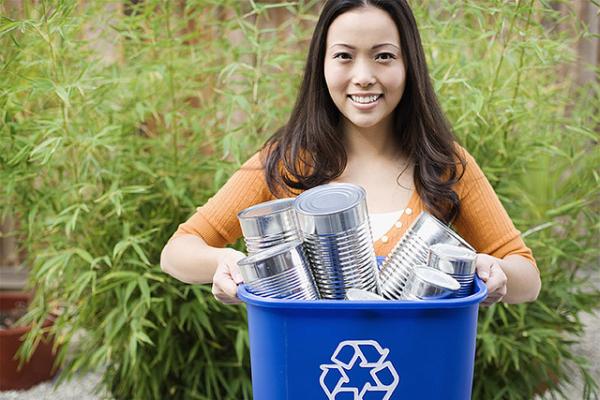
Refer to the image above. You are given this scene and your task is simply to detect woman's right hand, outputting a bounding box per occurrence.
[211,249,246,304]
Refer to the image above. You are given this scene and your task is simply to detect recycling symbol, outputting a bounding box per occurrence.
[319,340,399,400]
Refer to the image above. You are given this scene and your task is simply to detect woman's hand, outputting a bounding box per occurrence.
[211,249,246,305]
[476,253,508,306]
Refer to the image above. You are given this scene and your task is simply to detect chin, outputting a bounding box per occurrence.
[347,118,382,128]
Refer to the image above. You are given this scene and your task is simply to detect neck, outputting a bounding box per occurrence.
[342,118,399,160]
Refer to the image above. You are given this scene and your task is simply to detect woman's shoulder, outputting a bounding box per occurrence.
[451,142,487,195]
[452,142,477,165]
[240,150,265,169]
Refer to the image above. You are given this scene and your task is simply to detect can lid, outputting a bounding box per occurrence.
[237,198,298,238]
[294,183,369,234]
[295,183,364,215]
[414,266,461,291]
[237,240,306,282]
[237,240,303,266]
[430,243,476,261]
[238,198,295,219]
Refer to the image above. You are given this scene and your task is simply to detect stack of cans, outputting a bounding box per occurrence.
[238,198,302,255]
[402,266,460,300]
[236,186,477,303]
[379,211,474,300]
[237,240,319,300]
[428,243,477,298]
[294,183,380,300]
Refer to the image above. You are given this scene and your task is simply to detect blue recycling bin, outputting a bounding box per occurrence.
[238,273,487,400]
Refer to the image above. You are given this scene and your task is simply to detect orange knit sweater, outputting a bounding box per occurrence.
[172,146,536,266]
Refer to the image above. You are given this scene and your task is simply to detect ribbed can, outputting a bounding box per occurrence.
[428,243,477,298]
[379,211,474,300]
[237,240,319,300]
[237,198,302,255]
[295,183,379,300]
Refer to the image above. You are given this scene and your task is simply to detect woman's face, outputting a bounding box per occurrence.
[324,6,406,131]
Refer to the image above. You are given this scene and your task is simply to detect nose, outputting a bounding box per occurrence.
[352,58,376,88]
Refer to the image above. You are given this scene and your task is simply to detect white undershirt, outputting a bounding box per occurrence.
[369,210,404,241]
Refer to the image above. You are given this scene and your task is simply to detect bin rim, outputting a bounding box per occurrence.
[238,278,487,310]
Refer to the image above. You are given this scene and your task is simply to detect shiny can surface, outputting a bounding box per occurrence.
[295,183,379,299]
[379,211,474,299]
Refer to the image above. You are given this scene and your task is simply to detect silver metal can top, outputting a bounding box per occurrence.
[294,183,368,235]
[237,240,306,282]
[429,243,477,275]
[414,266,461,292]
[237,198,297,238]
[430,243,476,260]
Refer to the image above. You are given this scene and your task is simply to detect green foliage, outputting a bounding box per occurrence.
[414,1,600,398]
[1,1,598,399]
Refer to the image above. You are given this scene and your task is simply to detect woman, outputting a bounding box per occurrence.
[160,0,541,306]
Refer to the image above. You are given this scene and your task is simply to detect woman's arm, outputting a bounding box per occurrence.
[160,234,245,304]
[476,253,541,306]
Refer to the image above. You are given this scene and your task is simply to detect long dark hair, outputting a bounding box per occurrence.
[262,0,465,223]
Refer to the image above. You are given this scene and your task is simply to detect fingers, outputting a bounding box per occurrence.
[211,253,246,305]
[476,254,508,306]
[212,279,241,305]
[230,263,244,285]
[481,263,508,306]
[476,257,491,282]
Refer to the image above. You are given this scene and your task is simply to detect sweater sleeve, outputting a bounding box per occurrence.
[452,146,537,269]
[170,152,274,247]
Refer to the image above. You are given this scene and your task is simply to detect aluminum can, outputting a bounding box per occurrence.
[402,266,460,300]
[295,183,379,300]
[428,243,477,298]
[238,198,302,255]
[379,211,474,299]
[237,240,319,300]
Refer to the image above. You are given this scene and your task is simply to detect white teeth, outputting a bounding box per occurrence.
[350,95,380,104]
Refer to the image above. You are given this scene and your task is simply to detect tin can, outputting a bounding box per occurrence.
[379,211,474,299]
[237,240,319,300]
[428,243,477,298]
[238,198,302,255]
[295,183,380,299]
[402,266,460,300]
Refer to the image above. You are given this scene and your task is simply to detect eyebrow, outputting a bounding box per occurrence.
[328,43,400,50]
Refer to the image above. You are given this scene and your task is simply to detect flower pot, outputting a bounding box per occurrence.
[0,291,58,391]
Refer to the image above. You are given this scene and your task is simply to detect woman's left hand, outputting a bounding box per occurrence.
[475,254,508,306]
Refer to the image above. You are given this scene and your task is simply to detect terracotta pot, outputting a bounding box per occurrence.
[0,291,58,391]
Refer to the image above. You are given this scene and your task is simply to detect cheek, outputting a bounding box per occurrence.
[324,64,346,98]
[382,67,406,98]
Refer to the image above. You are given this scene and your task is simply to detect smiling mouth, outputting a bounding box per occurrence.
[348,94,383,104]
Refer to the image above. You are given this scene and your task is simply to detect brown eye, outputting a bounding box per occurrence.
[333,52,352,60]
[376,52,396,61]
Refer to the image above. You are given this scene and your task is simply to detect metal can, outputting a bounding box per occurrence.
[295,183,380,300]
[402,266,461,300]
[379,211,474,299]
[237,240,319,300]
[428,243,477,298]
[238,198,302,255]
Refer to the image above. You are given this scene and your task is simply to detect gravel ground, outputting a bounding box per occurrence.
[0,372,106,400]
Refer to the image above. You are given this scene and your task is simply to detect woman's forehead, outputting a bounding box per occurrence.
[326,6,400,49]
